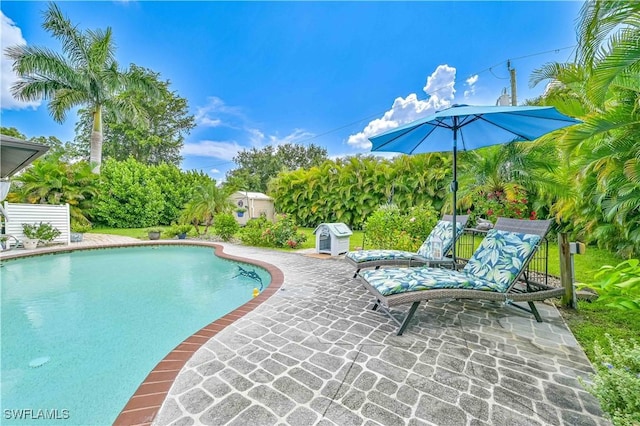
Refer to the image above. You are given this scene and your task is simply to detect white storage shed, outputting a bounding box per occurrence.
[230,191,275,225]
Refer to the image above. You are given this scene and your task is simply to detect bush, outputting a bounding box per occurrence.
[212,213,239,241]
[238,217,269,246]
[364,203,439,251]
[166,223,193,238]
[577,259,640,310]
[237,215,307,248]
[468,186,532,226]
[582,335,640,425]
[93,158,164,228]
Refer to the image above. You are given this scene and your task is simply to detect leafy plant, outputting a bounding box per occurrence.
[363,203,439,251]
[93,158,164,228]
[582,334,640,425]
[237,215,306,248]
[468,186,532,225]
[179,182,233,235]
[8,154,98,225]
[577,259,640,310]
[212,213,239,241]
[22,222,61,243]
[71,221,92,233]
[166,223,192,237]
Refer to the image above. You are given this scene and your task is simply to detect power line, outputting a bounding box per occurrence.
[198,44,577,171]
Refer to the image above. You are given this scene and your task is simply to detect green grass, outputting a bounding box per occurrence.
[559,301,640,360]
[91,226,173,240]
[546,242,623,284]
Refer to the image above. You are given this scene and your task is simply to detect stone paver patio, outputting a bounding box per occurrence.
[0,236,610,425]
[153,244,609,426]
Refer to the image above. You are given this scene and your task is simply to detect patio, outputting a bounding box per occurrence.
[150,243,608,425]
[1,237,610,425]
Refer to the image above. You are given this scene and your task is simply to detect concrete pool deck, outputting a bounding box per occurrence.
[1,236,610,425]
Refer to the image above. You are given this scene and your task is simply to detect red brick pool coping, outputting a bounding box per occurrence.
[1,241,284,426]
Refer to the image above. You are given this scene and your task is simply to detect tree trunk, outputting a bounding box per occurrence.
[90,107,103,174]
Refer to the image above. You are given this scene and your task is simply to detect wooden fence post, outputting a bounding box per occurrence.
[558,232,575,308]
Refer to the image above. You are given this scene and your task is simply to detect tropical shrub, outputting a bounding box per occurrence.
[8,154,98,225]
[582,335,640,425]
[149,165,213,225]
[577,259,640,310]
[179,182,232,235]
[237,217,270,246]
[468,186,532,225]
[269,154,449,229]
[237,215,307,248]
[165,223,192,238]
[363,203,439,252]
[212,213,239,242]
[93,158,164,228]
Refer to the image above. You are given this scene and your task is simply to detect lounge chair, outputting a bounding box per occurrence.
[345,215,469,278]
[357,218,564,335]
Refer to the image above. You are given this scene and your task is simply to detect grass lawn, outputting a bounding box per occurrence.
[559,301,640,359]
[91,226,174,240]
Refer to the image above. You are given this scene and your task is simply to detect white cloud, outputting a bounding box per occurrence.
[1,12,41,110]
[181,140,243,160]
[246,127,314,148]
[347,64,457,150]
[464,74,479,99]
[209,168,220,174]
[195,96,244,128]
[268,128,314,146]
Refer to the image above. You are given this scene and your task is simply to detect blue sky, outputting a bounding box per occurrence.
[1,1,582,180]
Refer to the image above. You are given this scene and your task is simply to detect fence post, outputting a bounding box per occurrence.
[558,232,575,308]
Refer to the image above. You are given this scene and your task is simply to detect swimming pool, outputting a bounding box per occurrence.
[0,245,270,425]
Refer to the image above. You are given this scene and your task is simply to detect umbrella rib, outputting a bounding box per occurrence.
[476,115,534,140]
[408,123,439,154]
[371,125,427,151]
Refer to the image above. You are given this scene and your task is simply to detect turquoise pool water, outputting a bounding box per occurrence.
[0,245,270,425]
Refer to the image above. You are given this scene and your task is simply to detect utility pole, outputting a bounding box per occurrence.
[508,60,517,106]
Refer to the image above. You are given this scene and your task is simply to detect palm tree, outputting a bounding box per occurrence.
[7,154,98,224]
[180,183,233,235]
[6,2,160,173]
[530,0,640,255]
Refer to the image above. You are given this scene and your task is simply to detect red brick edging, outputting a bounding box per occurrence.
[112,243,284,425]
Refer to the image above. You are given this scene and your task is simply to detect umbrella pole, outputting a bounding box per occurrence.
[452,120,458,263]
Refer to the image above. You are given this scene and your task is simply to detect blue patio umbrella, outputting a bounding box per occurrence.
[369,104,581,261]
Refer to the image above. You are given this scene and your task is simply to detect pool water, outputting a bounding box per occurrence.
[0,245,270,425]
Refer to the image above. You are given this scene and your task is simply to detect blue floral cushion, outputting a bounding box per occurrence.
[360,228,542,296]
[461,229,541,292]
[346,219,463,264]
[346,249,415,263]
[416,220,464,258]
[361,267,504,296]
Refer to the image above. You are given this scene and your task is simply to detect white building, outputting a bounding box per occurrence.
[229,191,275,225]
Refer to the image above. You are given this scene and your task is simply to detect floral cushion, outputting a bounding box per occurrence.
[461,229,541,292]
[361,267,504,296]
[416,220,464,258]
[346,249,415,263]
[360,228,542,296]
[346,219,464,265]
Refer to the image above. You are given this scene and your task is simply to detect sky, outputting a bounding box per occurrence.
[1,1,583,180]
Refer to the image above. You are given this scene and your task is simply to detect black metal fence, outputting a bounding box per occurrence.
[455,228,549,287]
